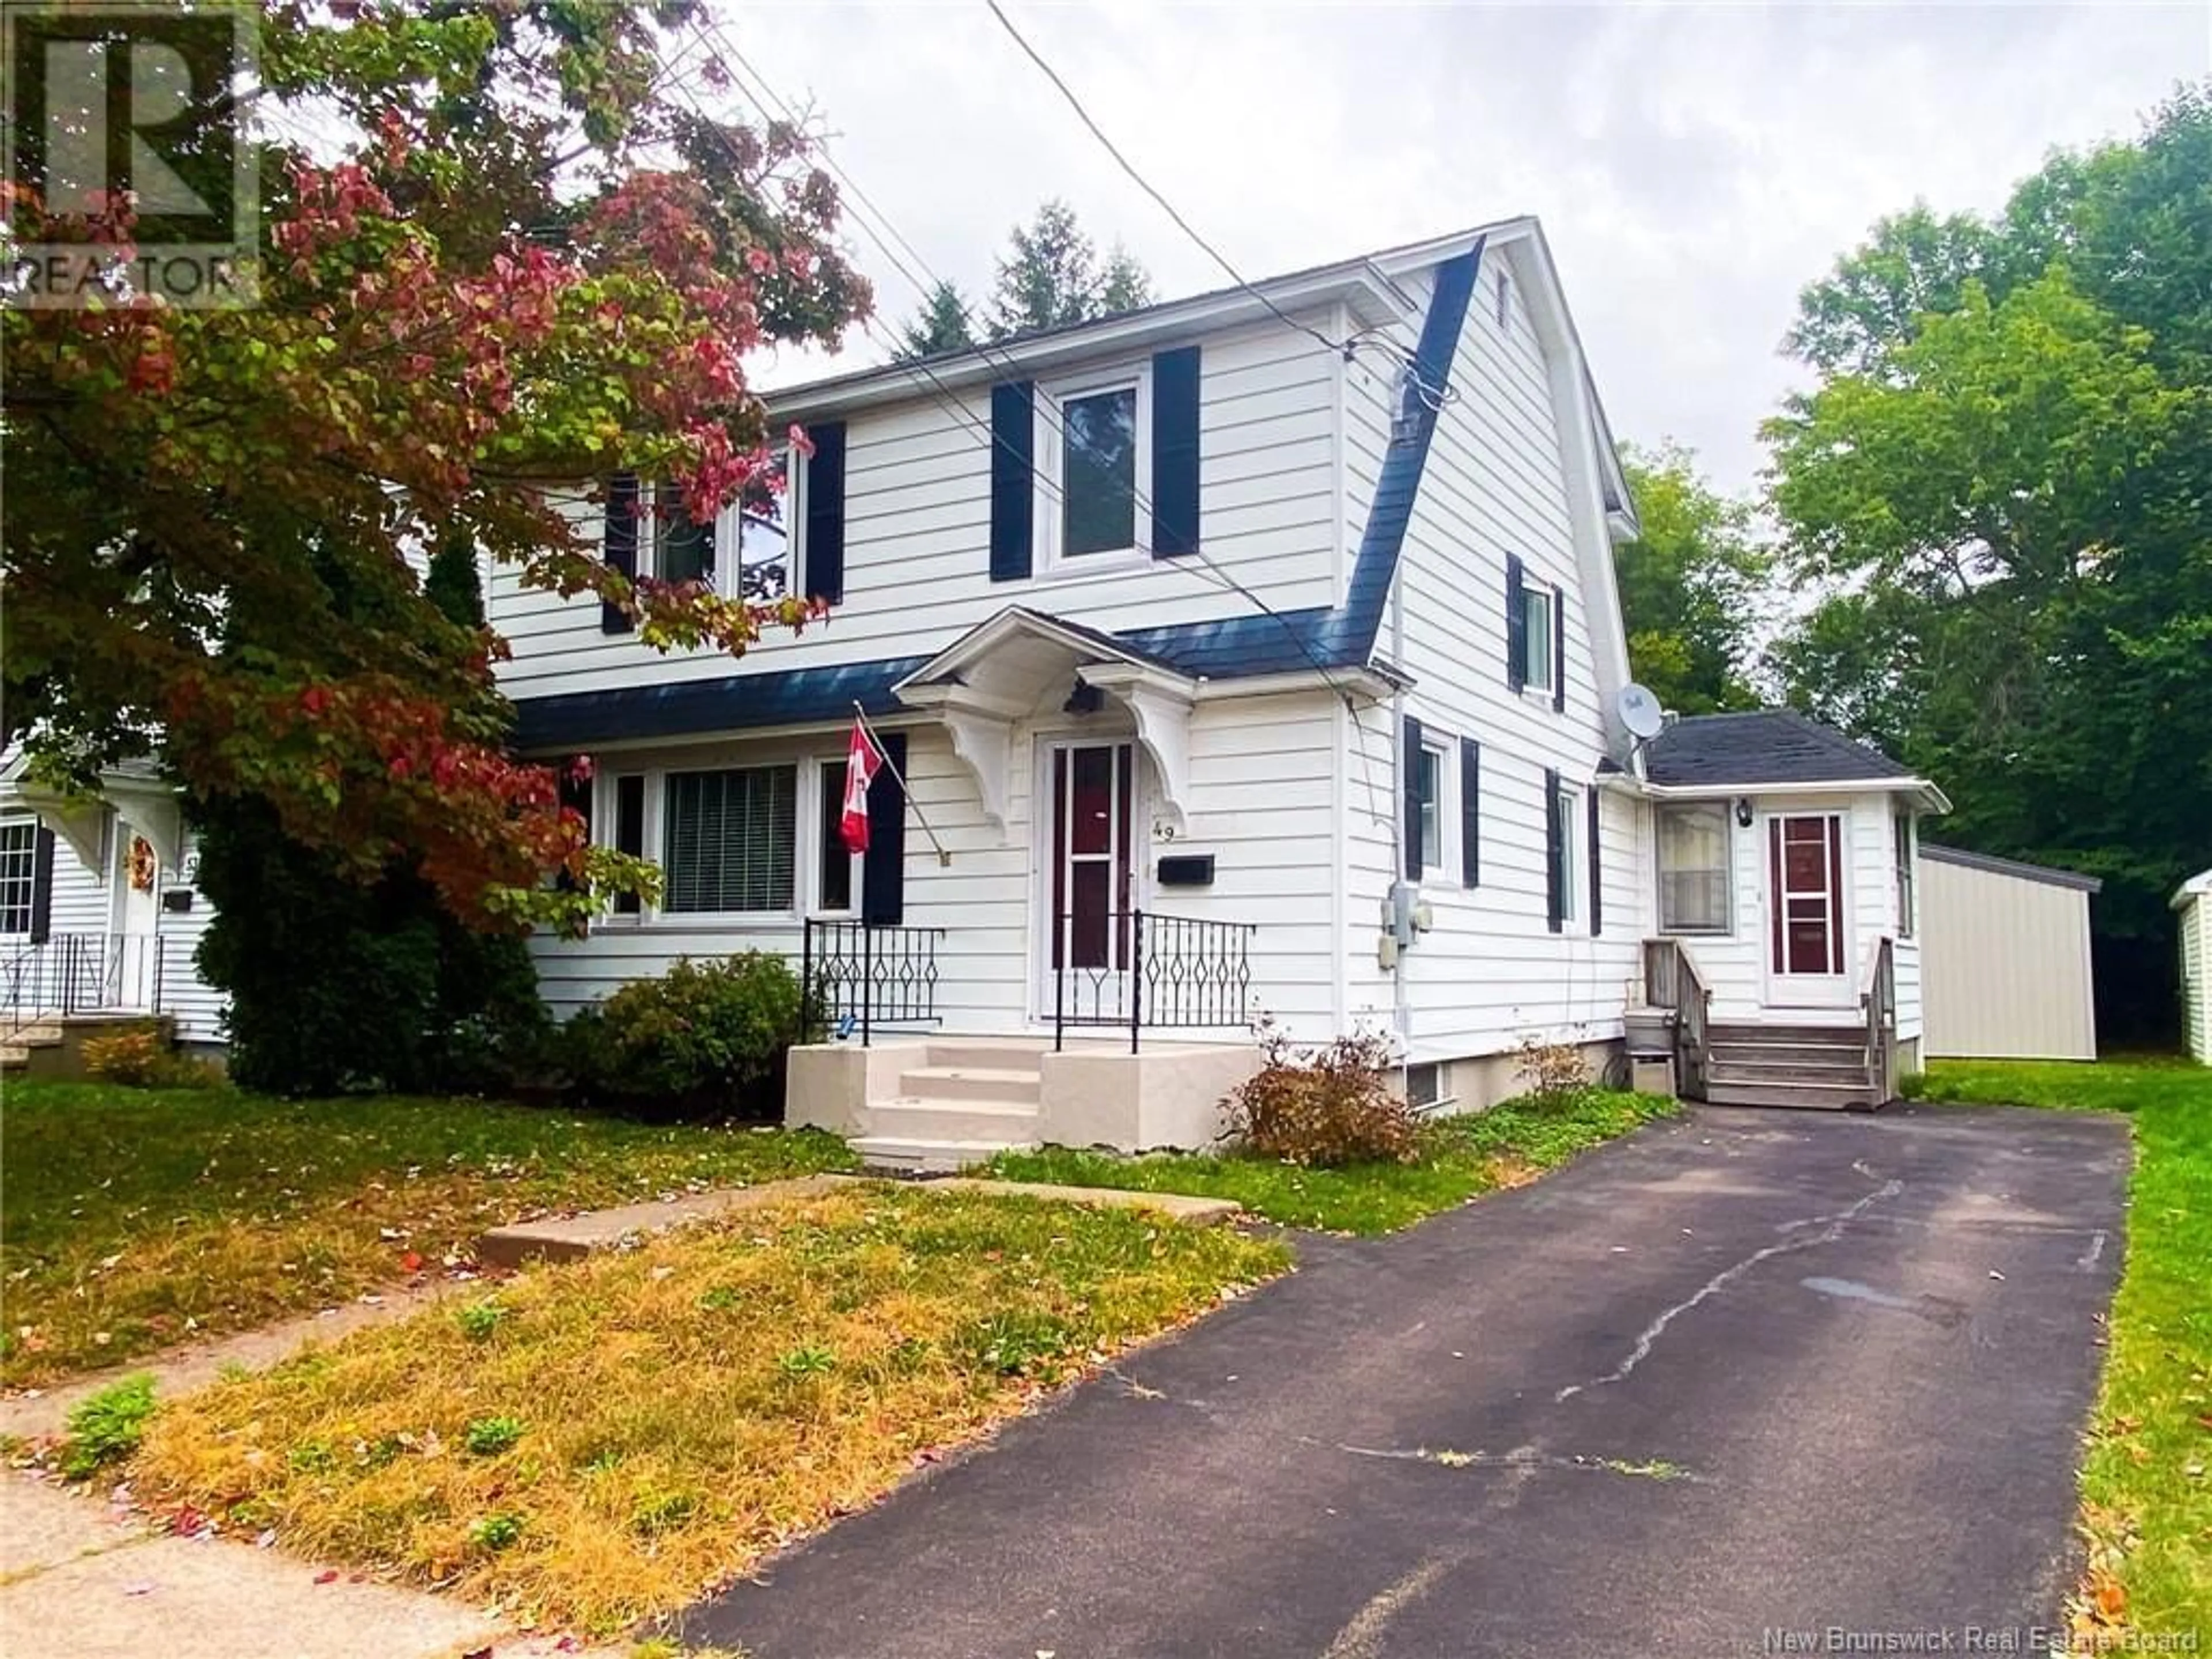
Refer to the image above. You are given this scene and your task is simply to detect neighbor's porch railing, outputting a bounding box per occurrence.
[800,919,944,1047]
[1861,934,1897,1105]
[1642,937,1711,1099]
[1,933,165,1036]
[1053,910,1256,1055]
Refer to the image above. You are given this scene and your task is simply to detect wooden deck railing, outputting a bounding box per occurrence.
[1861,935,1897,1104]
[1642,938,1711,1100]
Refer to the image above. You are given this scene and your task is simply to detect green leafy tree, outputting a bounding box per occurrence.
[1766,84,2212,1042]
[1613,444,1768,715]
[2,2,869,931]
[897,279,978,358]
[987,199,1153,339]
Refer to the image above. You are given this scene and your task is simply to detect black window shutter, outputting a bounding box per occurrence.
[989,382,1035,582]
[1586,786,1603,936]
[555,768,593,895]
[862,732,907,925]
[1460,737,1481,887]
[1505,554,1527,692]
[803,422,847,604]
[1402,715,1423,880]
[612,775,645,915]
[1552,586,1568,713]
[600,473,639,634]
[1150,345,1201,557]
[1544,767,1563,934]
[28,825,55,945]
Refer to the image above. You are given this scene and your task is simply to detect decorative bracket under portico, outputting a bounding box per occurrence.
[1082,665,1195,831]
[896,683,1015,838]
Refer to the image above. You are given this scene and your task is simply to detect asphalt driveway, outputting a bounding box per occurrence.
[684,1103,2130,1658]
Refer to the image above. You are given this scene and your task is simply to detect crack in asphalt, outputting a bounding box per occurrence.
[1554,1177,1904,1402]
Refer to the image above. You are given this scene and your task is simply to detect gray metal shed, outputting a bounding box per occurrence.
[1920,845,2100,1060]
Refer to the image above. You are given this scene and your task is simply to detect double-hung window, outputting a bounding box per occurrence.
[1037,367,1150,567]
[1522,584,1558,696]
[649,482,714,588]
[661,766,797,915]
[0,820,36,935]
[1657,803,1730,933]
[643,452,802,601]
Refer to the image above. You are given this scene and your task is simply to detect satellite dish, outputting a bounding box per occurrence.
[1618,683,1665,741]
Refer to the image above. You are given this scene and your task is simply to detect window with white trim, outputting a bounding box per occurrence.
[643,453,802,601]
[1406,1061,1444,1110]
[1036,367,1150,566]
[1556,779,1580,922]
[1416,744,1445,872]
[1657,804,1731,934]
[1522,585,1556,696]
[0,820,35,935]
[661,766,797,914]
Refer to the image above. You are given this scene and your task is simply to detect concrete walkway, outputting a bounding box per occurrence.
[681,1103,2131,1658]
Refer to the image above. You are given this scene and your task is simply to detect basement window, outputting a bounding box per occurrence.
[1406,1062,1444,1111]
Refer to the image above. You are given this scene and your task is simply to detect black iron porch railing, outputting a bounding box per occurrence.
[2,933,165,1036]
[800,919,944,1047]
[1054,910,1256,1054]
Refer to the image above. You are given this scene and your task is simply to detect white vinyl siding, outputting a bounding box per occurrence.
[2181,885,2210,1065]
[488,314,1346,699]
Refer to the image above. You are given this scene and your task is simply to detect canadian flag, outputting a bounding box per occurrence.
[840,717,886,854]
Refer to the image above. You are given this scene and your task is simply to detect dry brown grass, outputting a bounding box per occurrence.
[2,1082,856,1385]
[128,1184,1287,1637]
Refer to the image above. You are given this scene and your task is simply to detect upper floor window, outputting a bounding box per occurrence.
[1416,744,1445,871]
[662,765,797,915]
[1522,584,1557,696]
[1657,803,1730,933]
[0,820,35,935]
[638,453,802,601]
[1037,366,1150,567]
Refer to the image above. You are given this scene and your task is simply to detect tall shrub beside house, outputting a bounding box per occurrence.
[194,539,549,1097]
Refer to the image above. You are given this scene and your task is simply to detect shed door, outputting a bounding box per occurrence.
[1766,813,1853,1007]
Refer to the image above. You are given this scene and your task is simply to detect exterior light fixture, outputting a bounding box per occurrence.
[1734,796,1755,828]
[1390,359,1425,446]
[1063,678,1104,717]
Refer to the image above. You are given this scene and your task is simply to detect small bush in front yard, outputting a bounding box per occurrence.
[60,1372,157,1479]
[1512,1032,1594,1104]
[1225,1021,1418,1168]
[565,955,819,1116]
[81,1025,224,1090]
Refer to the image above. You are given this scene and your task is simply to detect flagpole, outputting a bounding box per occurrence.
[854,702,952,868]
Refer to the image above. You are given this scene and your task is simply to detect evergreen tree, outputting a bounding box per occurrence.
[988,200,1154,339]
[896,279,978,359]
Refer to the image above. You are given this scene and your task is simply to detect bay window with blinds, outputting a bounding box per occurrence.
[1656,802,1731,934]
[661,766,798,915]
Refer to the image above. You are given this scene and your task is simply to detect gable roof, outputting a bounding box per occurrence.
[1642,710,1918,790]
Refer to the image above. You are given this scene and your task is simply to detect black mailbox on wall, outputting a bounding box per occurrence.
[162,888,194,913]
[1156,854,1215,888]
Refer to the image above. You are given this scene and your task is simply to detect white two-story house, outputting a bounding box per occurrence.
[491,218,1944,1164]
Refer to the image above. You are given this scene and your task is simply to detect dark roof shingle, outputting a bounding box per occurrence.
[1643,710,1914,789]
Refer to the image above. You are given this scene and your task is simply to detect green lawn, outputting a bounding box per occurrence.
[985,1089,1676,1234]
[1907,1058,2212,1635]
[0,1082,856,1385]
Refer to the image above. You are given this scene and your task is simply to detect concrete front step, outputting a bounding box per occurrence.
[896,1064,1042,1105]
[869,1096,1043,1144]
[922,1040,1057,1071]
[850,1135,1037,1175]
[1706,1078,1881,1112]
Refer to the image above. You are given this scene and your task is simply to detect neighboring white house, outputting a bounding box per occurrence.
[0,755,226,1060]
[1916,844,2101,1062]
[2177,869,2212,1065]
[486,219,1943,1161]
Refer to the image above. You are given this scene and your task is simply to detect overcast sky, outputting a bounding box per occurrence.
[717,2,2203,498]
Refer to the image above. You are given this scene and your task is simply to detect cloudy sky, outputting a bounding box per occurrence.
[715,2,2202,497]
